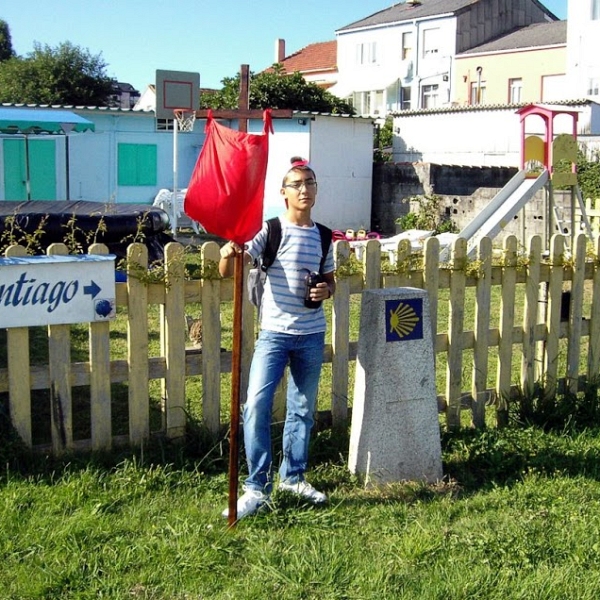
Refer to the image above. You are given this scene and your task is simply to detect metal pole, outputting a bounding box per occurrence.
[24,135,31,201]
[172,116,179,233]
[65,135,70,201]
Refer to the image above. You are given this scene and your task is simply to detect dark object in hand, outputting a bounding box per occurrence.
[304,272,324,309]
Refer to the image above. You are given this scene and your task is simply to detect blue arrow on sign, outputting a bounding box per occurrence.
[84,281,101,299]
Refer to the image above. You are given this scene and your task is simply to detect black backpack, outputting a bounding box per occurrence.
[247,217,332,308]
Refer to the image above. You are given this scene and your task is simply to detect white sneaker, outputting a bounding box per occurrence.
[221,487,270,520]
[278,480,327,504]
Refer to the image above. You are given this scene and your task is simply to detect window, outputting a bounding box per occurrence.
[356,42,377,65]
[373,91,384,115]
[470,81,487,104]
[421,84,439,108]
[402,31,413,60]
[401,86,412,110]
[352,91,372,115]
[588,77,600,96]
[592,0,600,20]
[157,118,174,131]
[118,144,157,186]
[422,28,440,57]
[509,78,522,103]
[541,74,566,101]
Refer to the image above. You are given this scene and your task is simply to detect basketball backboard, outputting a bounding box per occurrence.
[155,70,200,119]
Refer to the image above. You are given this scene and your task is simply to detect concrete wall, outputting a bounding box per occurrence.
[371,161,572,243]
[392,103,598,166]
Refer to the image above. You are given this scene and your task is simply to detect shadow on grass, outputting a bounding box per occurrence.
[5,394,600,504]
[442,425,600,493]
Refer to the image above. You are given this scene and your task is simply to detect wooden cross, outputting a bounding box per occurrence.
[196,65,292,527]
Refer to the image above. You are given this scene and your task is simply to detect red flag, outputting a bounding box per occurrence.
[184,109,273,245]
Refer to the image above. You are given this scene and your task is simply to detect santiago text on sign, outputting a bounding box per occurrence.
[0,272,78,313]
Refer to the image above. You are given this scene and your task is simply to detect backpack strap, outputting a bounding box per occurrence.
[316,222,333,274]
[260,217,282,272]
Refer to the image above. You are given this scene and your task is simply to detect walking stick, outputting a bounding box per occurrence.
[227,250,244,526]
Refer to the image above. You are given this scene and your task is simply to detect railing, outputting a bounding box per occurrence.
[1,232,598,453]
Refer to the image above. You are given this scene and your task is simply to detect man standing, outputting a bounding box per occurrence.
[219,157,335,520]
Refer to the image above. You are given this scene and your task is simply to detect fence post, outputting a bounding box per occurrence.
[331,240,351,426]
[544,234,566,400]
[566,233,587,394]
[47,243,73,453]
[5,244,32,447]
[471,236,492,428]
[588,235,600,382]
[446,237,467,429]
[88,243,112,450]
[163,242,187,439]
[200,241,223,435]
[521,235,542,398]
[127,243,150,445]
[496,235,518,425]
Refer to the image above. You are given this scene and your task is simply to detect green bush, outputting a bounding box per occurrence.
[577,148,600,200]
[395,193,458,234]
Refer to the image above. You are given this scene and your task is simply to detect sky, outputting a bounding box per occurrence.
[1,0,568,95]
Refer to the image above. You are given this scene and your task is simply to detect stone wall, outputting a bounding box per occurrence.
[371,162,573,244]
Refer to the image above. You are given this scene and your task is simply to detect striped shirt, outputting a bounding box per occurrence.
[246,217,334,335]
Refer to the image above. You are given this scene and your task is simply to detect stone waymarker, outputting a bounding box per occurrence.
[349,287,443,484]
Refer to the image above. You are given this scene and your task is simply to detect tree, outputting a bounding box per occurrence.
[0,41,115,105]
[374,117,393,163]
[0,19,15,62]
[200,65,355,115]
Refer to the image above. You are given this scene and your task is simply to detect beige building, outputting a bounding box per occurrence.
[453,21,567,106]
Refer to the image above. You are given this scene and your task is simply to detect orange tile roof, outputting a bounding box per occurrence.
[271,40,337,75]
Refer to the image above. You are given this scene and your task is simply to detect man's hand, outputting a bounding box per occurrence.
[218,241,245,277]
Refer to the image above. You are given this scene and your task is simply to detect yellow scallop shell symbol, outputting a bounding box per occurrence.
[389,302,419,338]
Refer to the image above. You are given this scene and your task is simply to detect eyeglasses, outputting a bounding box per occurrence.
[284,180,318,191]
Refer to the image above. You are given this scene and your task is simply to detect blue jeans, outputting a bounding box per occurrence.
[242,330,325,493]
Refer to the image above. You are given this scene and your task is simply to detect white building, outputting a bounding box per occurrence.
[0,106,374,231]
[330,0,557,116]
[391,100,600,166]
[566,0,600,100]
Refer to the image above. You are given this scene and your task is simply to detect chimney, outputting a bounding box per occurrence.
[275,38,285,63]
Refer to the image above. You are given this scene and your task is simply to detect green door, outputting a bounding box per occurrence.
[3,138,57,200]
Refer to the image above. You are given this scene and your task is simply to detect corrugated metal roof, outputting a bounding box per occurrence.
[459,20,566,54]
[0,103,372,120]
[391,99,594,117]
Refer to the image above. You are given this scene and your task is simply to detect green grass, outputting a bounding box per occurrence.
[3,249,600,597]
[3,415,600,599]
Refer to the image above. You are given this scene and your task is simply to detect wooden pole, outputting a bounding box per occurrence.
[226,64,250,526]
[228,250,244,526]
[228,64,250,526]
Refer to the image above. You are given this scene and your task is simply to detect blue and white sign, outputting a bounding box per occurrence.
[0,254,117,328]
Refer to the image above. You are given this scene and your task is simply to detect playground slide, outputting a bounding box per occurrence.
[459,169,549,258]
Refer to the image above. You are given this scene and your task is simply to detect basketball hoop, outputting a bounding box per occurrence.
[174,109,197,132]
